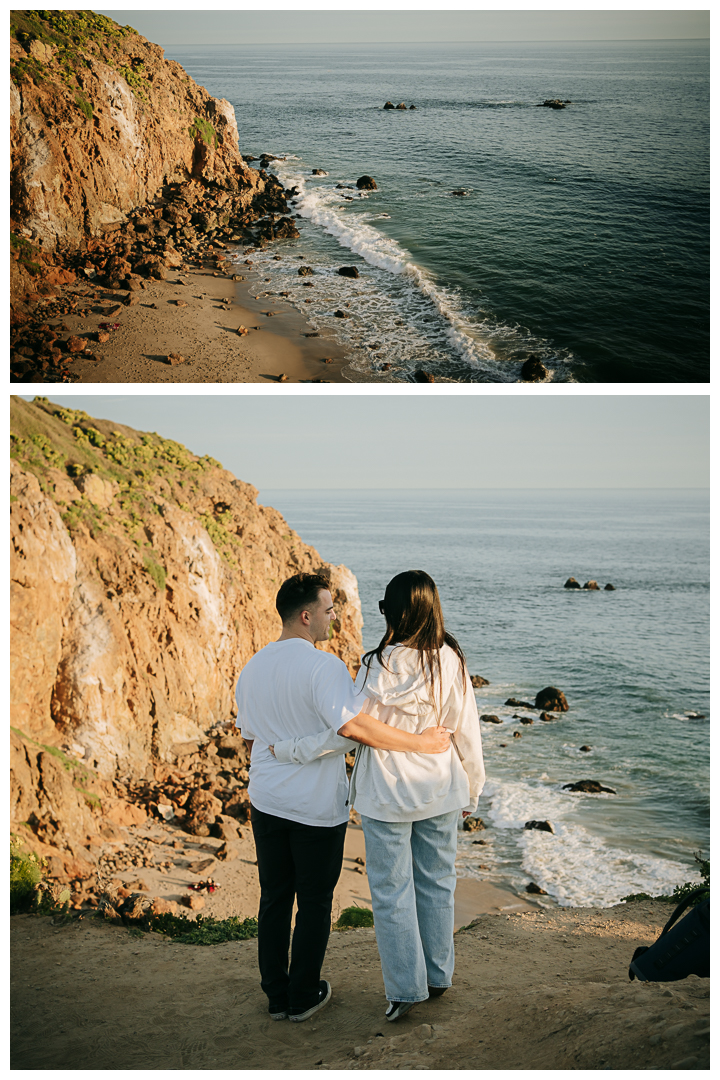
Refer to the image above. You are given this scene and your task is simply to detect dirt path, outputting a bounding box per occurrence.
[11,900,708,1070]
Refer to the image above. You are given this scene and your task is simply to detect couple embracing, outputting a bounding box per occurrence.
[235,570,485,1024]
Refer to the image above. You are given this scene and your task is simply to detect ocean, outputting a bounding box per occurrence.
[259,488,710,908]
[167,40,709,383]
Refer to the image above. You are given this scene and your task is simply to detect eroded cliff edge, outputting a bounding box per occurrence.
[10,10,297,317]
[10,396,363,892]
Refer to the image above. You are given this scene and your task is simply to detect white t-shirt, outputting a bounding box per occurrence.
[234,638,361,827]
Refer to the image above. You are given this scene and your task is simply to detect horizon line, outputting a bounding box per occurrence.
[257,486,709,491]
[166,37,709,46]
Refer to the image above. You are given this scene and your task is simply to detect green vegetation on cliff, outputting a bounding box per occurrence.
[189,116,218,148]
[10,396,247,575]
[11,10,147,107]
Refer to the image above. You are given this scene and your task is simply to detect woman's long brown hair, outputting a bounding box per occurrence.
[360,570,467,721]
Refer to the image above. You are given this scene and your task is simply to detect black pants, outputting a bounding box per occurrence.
[251,804,347,1012]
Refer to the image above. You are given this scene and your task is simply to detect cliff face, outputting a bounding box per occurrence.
[10,10,261,252]
[10,11,298,314]
[10,397,363,862]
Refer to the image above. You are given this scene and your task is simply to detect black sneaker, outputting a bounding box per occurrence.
[427,986,449,998]
[288,980,332,1023]
[386,1000,415,1022]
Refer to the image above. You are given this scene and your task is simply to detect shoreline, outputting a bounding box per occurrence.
[16,249,354,385]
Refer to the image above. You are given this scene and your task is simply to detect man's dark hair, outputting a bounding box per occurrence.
[276,573,331,623]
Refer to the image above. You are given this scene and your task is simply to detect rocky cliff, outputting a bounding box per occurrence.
[10,396,363,888]
[10,10,297,312]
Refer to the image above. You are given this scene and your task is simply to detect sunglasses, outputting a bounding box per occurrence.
[378,601,385,614]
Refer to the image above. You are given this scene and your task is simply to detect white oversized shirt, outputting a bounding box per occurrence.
[274,644,485,823]
[234,639,361,827]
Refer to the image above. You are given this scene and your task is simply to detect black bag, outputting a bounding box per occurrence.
[629,888,709,982]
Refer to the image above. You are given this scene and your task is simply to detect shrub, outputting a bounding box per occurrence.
[621,852,709,905]
[10,835,71,917]
[189,117,218,148]
[10,836,44,914]
[334,906,374,929]
[74,91,93,119]
[147,913,258,945]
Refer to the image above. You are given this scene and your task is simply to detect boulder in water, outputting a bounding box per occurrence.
[564,577,581,589]
[338,266,360,278]
[356,175,378,190]
[470,675,489,688]
[604,583,616,590]
[535,687,568,712]
[526,882,548,894]
[521,355,549,381]
[480,714,502,724]
[383,101,395,110]
[583,580,600,590]
[524,820,554,834]
[562,779,616,794]
[462,817,486,832]
[414,369,435,382]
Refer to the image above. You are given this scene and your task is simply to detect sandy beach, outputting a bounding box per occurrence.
[20,255,354,385]
[11,887,709,1071]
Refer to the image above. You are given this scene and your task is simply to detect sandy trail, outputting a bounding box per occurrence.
[11,871,709,1072]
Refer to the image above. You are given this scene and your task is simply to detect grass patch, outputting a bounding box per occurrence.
[334,906,374,930]
[74,91,93,119]
[147,912,258,944]
[189,116,218,148]
[143,555,166,592]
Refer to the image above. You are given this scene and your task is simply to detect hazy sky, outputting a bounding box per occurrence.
[25,395,709,490]
[98,9,710,46]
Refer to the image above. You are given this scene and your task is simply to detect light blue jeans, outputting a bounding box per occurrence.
[361,810,458,1003]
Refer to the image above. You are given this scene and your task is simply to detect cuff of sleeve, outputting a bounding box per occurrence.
[463,796,479,815]
[272,738,295,764]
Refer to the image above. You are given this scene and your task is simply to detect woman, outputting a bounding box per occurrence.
[273,570,485,1021]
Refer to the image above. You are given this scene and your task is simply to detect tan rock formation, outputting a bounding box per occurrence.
[11,396,364,856]
[10,11,263,253]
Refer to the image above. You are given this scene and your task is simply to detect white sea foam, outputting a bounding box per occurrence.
[475,778,696,907]
[265,159,575,381]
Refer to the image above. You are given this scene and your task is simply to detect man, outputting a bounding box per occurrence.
[235,572,450,1023]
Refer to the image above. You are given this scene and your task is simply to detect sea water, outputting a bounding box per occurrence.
[167,40,709,383]
[259,488,709,908]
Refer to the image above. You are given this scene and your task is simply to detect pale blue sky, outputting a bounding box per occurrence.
[98,9,710,46]
[23,395,709,490]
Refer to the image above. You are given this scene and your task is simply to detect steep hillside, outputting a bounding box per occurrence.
[10,396,363,886]
[10,10,297,311]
